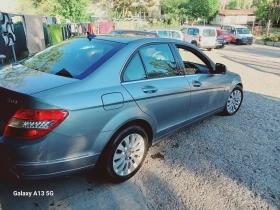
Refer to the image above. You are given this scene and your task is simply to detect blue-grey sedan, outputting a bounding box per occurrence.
[0,36,243,182]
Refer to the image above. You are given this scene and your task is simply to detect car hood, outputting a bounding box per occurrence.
[239,34,254,38]
[0,64,78,95]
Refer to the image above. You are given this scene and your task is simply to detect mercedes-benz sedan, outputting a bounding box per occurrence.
[0,36,243,182]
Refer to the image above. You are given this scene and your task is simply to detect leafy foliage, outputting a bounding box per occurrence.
[32,0,90,22]
[161,0,220,23]
[254,0,280,24]
[110,0,155,18]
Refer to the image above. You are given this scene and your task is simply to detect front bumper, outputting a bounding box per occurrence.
[0,131,112,179]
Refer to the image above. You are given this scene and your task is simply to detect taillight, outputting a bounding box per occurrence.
[199,36,202,42]
[4,109,68,140]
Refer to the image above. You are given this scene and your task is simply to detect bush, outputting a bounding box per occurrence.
[262,34,280,42]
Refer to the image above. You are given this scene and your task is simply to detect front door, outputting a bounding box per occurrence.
[121,44,191,138]
[173,44,225,121]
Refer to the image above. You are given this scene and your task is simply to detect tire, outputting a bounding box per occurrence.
[101,126,149,183]
[191,41,197,47]
[236,39,241,45]
[207,48,212,51]
[221,85,243,116]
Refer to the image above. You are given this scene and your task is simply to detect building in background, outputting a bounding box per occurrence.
[211,9,256,25]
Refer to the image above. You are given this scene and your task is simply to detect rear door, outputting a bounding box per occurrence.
[201,29,216,47]
[172,44,225,121]
[121,43,191,137]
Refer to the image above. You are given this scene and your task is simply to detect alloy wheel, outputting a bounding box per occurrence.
[113,133,145,176]
[226,90,242,114]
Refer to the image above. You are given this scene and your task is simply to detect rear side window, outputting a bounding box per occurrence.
[139,44,179,79]
[158,30,170,38]
[202,29,216,37]
[123,53,146,82]
[21,38,125,79]
[172,31,181,38]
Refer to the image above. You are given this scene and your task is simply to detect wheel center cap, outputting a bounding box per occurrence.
[126,151,131,157]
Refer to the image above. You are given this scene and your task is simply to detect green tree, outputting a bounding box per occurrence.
[32,0,90,22]
[254,0,280,24]
[162,0,220,24]
[110,0,155,18]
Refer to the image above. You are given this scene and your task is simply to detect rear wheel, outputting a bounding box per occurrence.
[207,48,213,51]
[191,41,197,47]
[102,126,149,183]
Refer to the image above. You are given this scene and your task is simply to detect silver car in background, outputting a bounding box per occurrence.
[0,36,243,182]
[146,29,184,41]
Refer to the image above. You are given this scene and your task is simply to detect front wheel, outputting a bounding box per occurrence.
[236,39,241,45]
[103,126,149,183]
[222,85,243,116]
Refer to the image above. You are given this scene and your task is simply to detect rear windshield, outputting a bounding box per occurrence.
[21,38,125,79]
[202,29,216,37]
[220,31,231,35]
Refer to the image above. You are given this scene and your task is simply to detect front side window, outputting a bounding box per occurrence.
[175,45,210,75]
[123,53,146,82]
[21,38,124,79]
[139,44,179,79]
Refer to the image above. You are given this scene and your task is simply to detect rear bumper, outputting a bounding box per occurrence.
[0,131,112,179]
[0,153,97,179]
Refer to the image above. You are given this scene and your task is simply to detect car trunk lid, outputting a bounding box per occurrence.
[0,65,78,136]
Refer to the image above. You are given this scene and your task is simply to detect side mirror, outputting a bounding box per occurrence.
[215,63,227,74]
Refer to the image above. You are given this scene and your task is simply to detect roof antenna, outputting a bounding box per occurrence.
[87,32,96,41]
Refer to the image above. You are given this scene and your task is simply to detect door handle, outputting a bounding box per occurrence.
[192,80,202,87]
[142,86,158,93]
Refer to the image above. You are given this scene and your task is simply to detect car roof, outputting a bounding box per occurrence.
[181,26,216,30]
[147,28,182,32]
[222,24,248,28]
[94,35,180,44]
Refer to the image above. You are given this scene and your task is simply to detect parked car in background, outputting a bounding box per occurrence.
[215,36,226,49]
[0,36,243,182]
[216,29,232,44]
[181,26,217,51]
[146,29,184,41]
[109,30,159,37]
[221,24,255,45]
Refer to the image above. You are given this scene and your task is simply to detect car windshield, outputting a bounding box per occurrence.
[21,38,125,79]
[236,28,251,34]
[220,31,231,35]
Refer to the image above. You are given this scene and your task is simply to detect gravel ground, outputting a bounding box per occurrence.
[0,44,279,210]
[134,44,280,210]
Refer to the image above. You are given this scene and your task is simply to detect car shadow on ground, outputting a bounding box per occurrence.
[0,166,147,209]
[137,90,280,209]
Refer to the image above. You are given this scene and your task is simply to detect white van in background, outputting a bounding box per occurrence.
[221,24,255,45]
[181,26,217,51]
